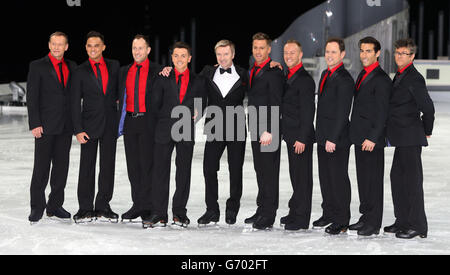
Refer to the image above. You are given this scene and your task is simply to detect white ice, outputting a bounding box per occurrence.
[0,92,450,255]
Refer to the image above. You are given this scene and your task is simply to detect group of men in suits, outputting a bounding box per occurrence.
[26,30,434,239]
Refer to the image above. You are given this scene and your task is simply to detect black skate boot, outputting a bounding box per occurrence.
[46,207,71,221]
[73,209,94,224]
[29,208,44,225]
[95,207,119,223]
[197,210,220,227]
[142,214,168,229]
[121,206,142,223]
[173,214,190,228]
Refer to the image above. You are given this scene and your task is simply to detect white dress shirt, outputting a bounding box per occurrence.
[213,64,240,98]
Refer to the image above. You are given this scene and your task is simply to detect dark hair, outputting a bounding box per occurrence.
[326,37,345,52]
[134,34,151,47]
[394,38,417,55]
[49,31,68,44]
[359,36,381,53]
[172,41,191,55]
[252,32,272,45]
[285,39,303,51]
[86,31,105,44]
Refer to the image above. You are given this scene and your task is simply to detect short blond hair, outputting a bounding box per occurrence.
[214,40,235,55]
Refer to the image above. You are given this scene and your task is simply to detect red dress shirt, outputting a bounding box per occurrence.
[48,52,69,87]
[250,57,271,86]
[356,61,379,90]
[126,58,150,113]
[89,57,109,94]
[175,67,190,103]
[287,62,303,79]
[398,62,413,74]
[320,62,344,94]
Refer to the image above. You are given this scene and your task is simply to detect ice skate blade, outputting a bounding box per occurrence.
[197,222,219,228]
[121,219,142,224]
[250,226,273,232]
[95,217,119,224]
[142,221,167,229]
[74,218,94,224]
[46,216,72,223]
[172,221,189,228]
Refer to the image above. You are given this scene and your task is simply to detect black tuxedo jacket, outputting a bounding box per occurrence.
[117,61,163,135]
[315,65,354,147]
[26,55,77,135]
[282,66,316,146]
[200,65,248,140]
[386,65,435,147]
[71,58,120,139]
[151,71,206,144]
[247,60,284,136]
[349,66,392,148]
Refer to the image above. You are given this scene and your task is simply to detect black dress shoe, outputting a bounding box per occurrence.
[244,213,260,224]
[225,210,237,225]
[253,216,275,230]
[95,207,119,223]
[384,223,402,234]
[197,210,220,225]
[47,207,71,219]
[396,229,427,239]
[349,221,365,231]
[121,206,142,222]
[74,209,95,223]
[29,208,44,223]
[325,223,349,235]
[357,225,380,237]
[312,217,332,228]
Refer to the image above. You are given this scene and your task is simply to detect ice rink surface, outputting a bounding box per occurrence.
[1,92,450,255]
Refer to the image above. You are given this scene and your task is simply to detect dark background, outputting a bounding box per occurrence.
[0,0,447,83]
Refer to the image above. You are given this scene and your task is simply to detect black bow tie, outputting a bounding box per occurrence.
[220,68,232,74]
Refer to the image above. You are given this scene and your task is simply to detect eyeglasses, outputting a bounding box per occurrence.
[394,52,413,57]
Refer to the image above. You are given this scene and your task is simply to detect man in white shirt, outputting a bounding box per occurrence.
[197,40,248,226]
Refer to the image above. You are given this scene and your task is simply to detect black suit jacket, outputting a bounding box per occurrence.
[117,61,163,135]
[71,58,120,139]
[247,60,284,137]
[151,71,206,144]
[200,65,248,141]
[386,64,435,147]
[315,65,354,147]
[282,66,316,146]
[349,66,392,148]
[26,55,77,135]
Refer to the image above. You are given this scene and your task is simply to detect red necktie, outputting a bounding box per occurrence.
[319,70,331,94]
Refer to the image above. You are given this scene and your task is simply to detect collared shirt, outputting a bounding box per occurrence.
[398,62,413,74]
[126,58,150,113]
[356,61,379,90]
[319,62,344,94]
[89,57,109,94]
[48,52,69,87]
[250,57,271,86]
[175,67,190,103]
[213,64,240,97]
[287,62,303,80]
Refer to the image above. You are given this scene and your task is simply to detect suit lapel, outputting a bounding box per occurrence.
[85,61,103,94]
[104,59,112,96]
[209,67,223,98]
[45,56,64,90]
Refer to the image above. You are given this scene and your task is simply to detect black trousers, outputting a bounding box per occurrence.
[286,142,313,228]
[203,140,246,214]
[77,131,117,211]
[390,146,428,233]
[251,141,281,220]
[30,134,72,211]
[317,145,351,226]
[354,146,384,229]
[151,140,194,217]
[123,115,154,212]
